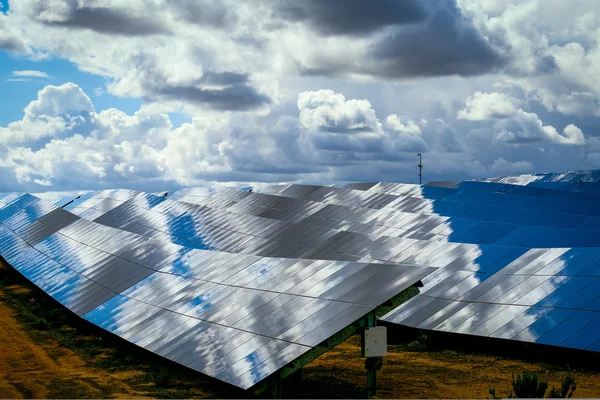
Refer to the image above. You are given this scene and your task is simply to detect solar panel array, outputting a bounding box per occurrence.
[366,173,600,353]
[2,168,600,390]
[0,191,432,390]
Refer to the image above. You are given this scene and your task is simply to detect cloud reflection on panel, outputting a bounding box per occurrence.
[3,168,600,391]
[0,192,435,389]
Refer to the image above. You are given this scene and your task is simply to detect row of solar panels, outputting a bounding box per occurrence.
[43,173,600,354]
[385,171,600,352]
[479,169,600,193]
[165,176,600,353]
[55,184,600,253]
[3,169,600,389]
[51,189,600,277]
[0,192,431,390]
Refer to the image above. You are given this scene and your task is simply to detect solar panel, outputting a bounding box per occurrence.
[0,193,433,390]
[4,168,600,391]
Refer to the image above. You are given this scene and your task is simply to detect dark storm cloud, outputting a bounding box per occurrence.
[40,6,170,36]
[298,0,506,79]
[369,0,505,77]
[125,48,270,111]
[275,0,428,36]
[153,82,271,111]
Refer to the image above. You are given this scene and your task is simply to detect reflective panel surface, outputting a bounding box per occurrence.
[0,192,431,390]
[6,169,600,390]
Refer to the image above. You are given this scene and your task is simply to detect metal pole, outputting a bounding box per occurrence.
[417,153,423,185]
[365,311,377,399]
[366,358,377,398]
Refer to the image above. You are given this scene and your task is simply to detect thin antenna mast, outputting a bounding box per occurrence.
[417,153,423,185]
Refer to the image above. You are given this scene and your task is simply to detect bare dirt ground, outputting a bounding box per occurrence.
[0,287,149,399]
[2,260,600,399]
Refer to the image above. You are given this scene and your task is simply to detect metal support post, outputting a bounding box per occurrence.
[366,357,378,398]
[367,310,376,328]
[363,311,380,398]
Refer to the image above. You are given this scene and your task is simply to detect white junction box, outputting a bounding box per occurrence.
[361,326,387,357]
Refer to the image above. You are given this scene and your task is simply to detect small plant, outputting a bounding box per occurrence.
[488,384,501,399]
[488,370,577,398]
[547,370,577,398]
[512,371,548,398]
[407,333,429,351]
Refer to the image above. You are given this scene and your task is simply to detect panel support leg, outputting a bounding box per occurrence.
[364,311,378,398]
[366,357,378,398]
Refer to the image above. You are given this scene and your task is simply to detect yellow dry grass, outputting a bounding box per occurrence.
[304,336,600,398]
[0,288,151,399]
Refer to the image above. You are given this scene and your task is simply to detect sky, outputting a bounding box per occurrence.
[0,0,599,193]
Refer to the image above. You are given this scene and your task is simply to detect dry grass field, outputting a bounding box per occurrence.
[2,260,600,399]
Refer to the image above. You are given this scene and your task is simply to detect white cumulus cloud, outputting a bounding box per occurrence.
[386,115,423,135]
[457,91,518,121]
[493,111,585,146]
[458,91,586,146]
[0,84,435,191]
[298,90,382,133]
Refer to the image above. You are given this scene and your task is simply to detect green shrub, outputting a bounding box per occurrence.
[512,371,548,398]
[547,371,576,398]
[488,370,577,398]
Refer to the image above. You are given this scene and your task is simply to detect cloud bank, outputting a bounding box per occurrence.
[0,0,598,191]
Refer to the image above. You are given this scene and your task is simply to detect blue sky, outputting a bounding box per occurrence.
[0,53,144,125]
[1,0,600,192]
